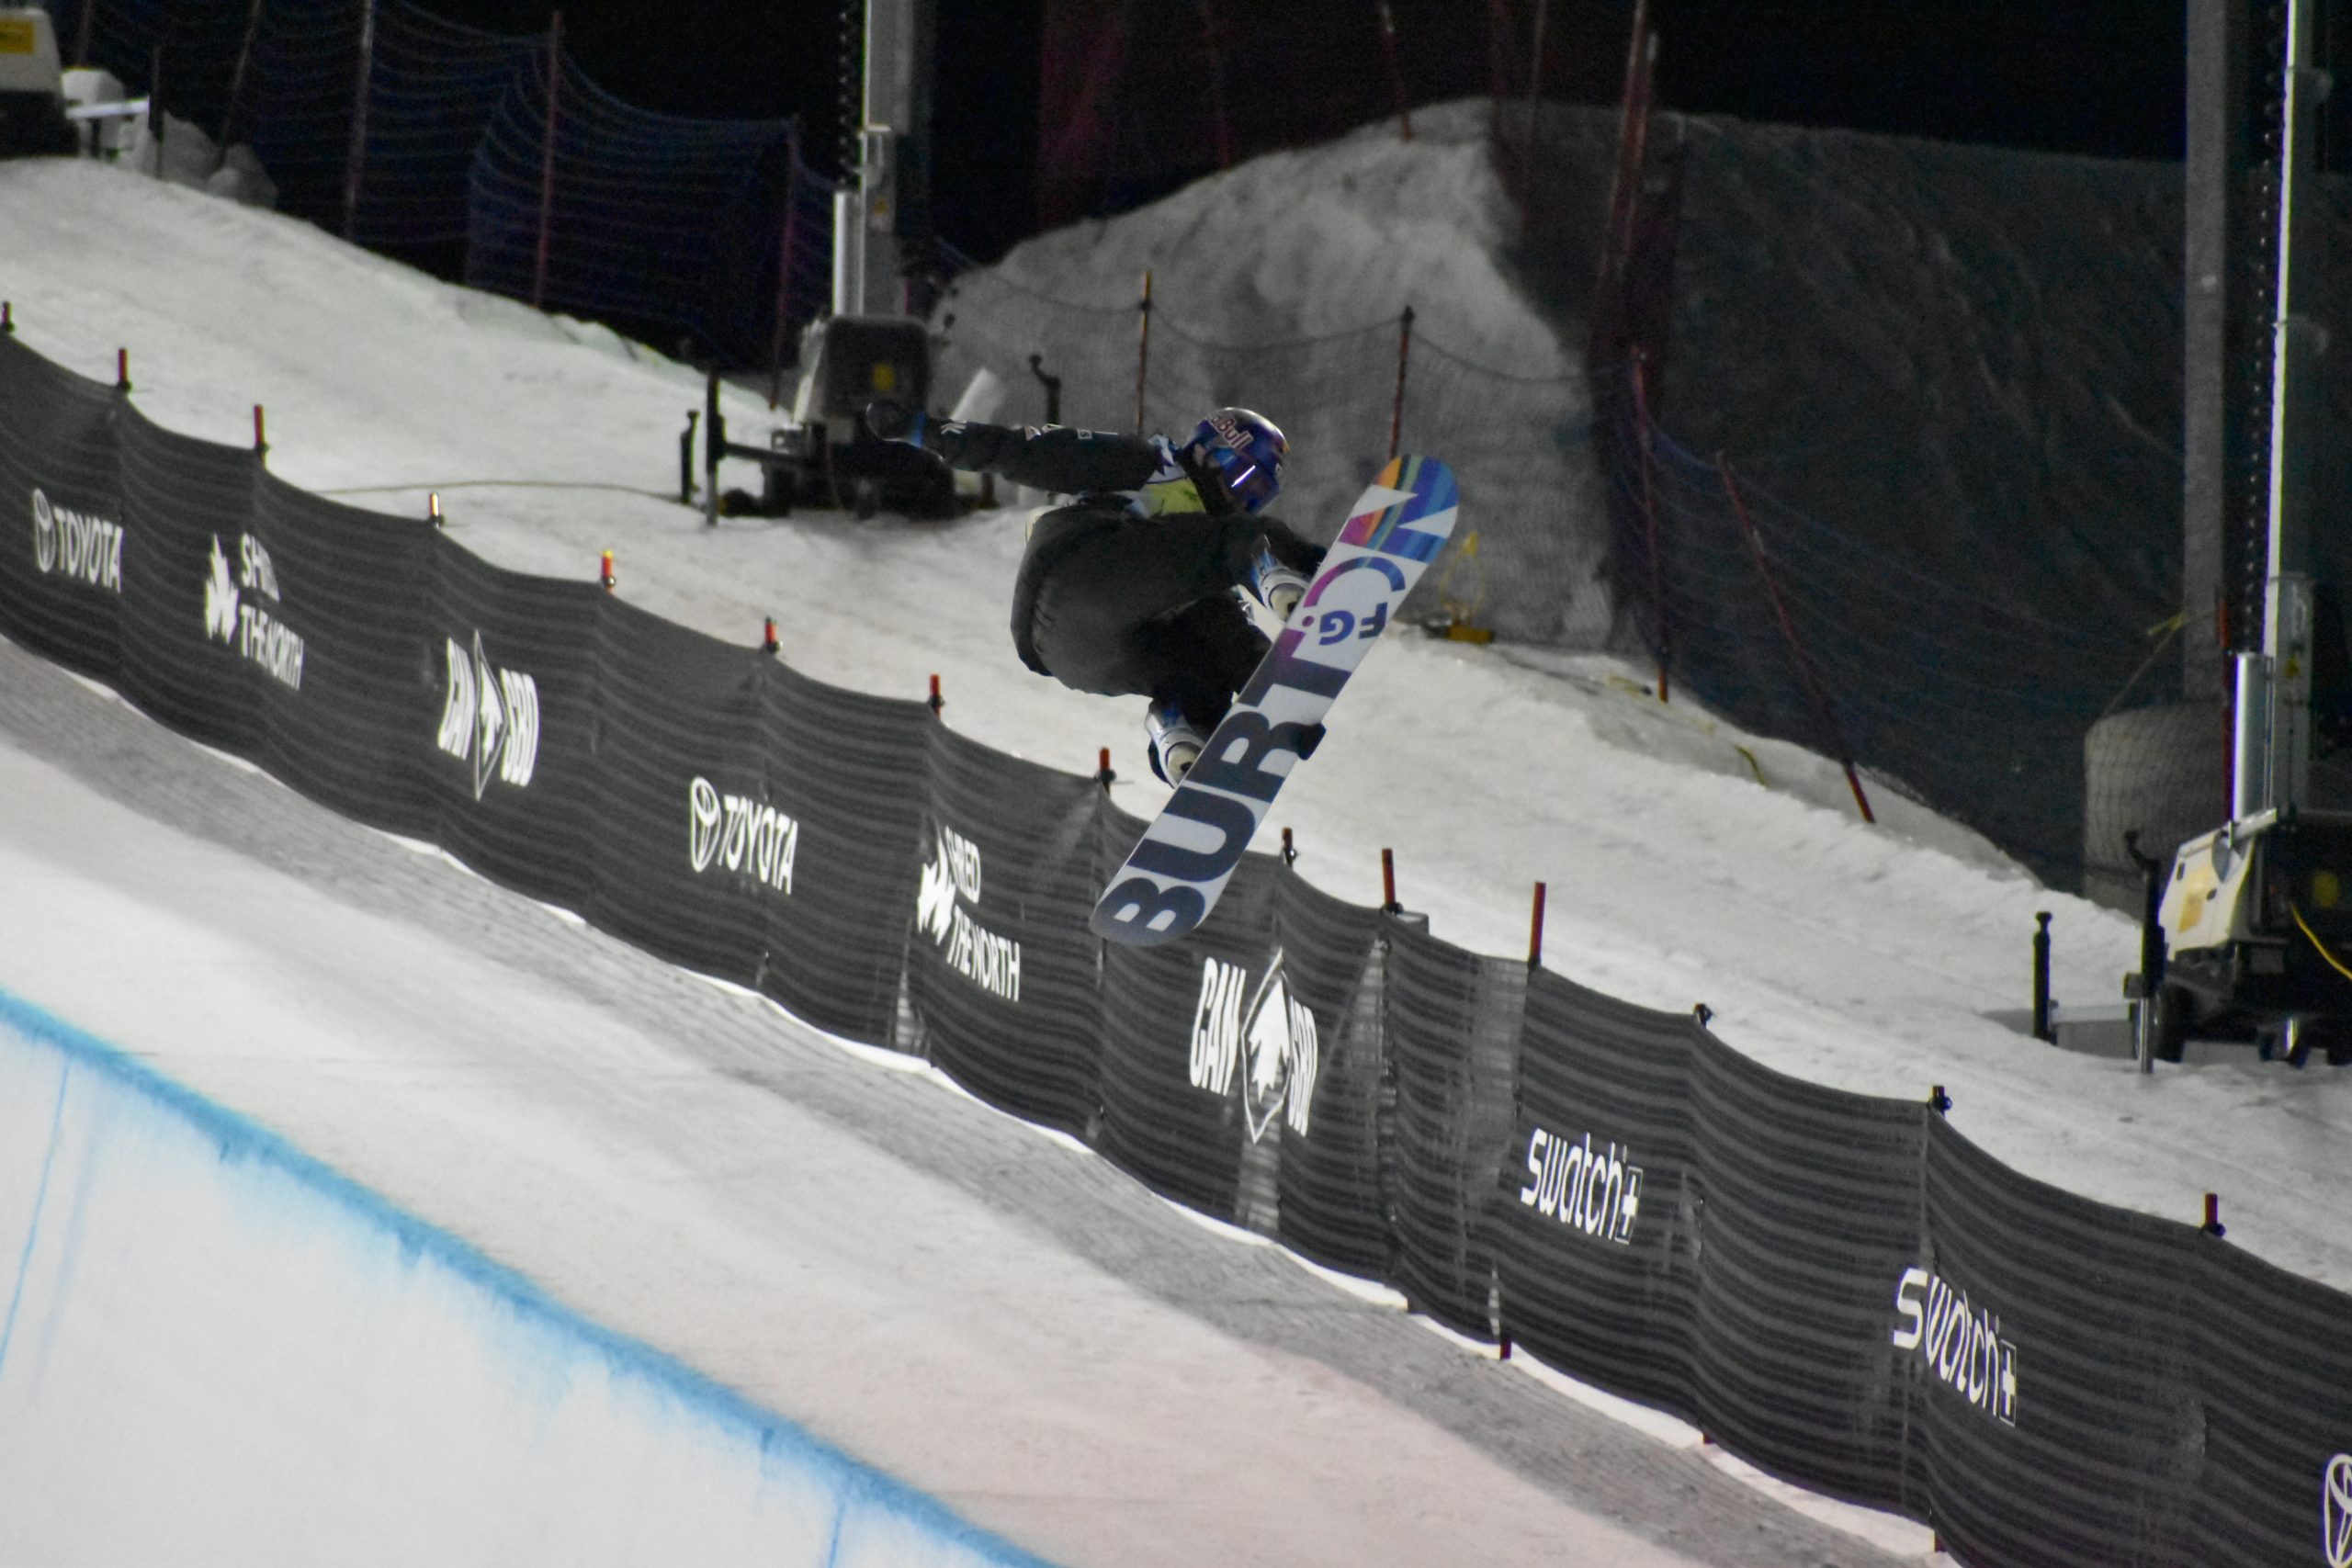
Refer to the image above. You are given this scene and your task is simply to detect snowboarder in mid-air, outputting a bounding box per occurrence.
[863,400,1324,783]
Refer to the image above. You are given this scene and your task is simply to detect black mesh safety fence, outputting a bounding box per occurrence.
[906,721,1103,1142]
[1382,918,1526,1341]
[423,534,601,913]
[9,332,2352,1568]
[1489,969,1702,1423]
[1094,800,1281,1224]
[2191,1237,2352,1567]
[587,598,767,988]
[1266,862,1392,1278]
[114,403,268,758]
[1918,1116,2201,1568]
[758,662,932,1049]
[1687,1028,1927,1513]
[247,470,438,838]
[0,334,127,682]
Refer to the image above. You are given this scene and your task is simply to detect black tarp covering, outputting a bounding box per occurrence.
[247,473,439,838]
[1268,865,1391,1278]
[0,334,124,680]
[907,722,1102,1140]
[1095,801,1279,1224]
[1383,918,1525,1340]
[589,600,767,986]
[759,663,930,1047]
[1491,970,1702,1420]
[1920,1116,2202,1568]
[2192,1238,2352,1566]
[115,405,266,756]
[1688,1030,1926,1510]
[424,537,602,912]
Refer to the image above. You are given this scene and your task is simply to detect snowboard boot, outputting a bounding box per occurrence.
[1146,699,1206,784]
[1244,535,1312,621]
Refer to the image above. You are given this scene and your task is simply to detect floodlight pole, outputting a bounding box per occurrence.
[2237,0,2327,819]
[838,0,935,318]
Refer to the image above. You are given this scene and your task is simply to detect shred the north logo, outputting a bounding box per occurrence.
[30,488,124,593]
[1892,1264,2019,1427]
[1189,949,1319,1141]
[687,777,798,893]
[1518,1128,1643,1247]
[916,822,1021,1002]
[203,535,304,689]
[435,631,539,800]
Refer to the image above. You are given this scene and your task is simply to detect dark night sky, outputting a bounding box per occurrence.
[424,1,2198,262]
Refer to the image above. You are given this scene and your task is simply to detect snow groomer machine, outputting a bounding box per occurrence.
[2130,0,2352,1069]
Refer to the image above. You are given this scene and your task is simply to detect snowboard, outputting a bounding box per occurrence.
[1091,454,1461,947]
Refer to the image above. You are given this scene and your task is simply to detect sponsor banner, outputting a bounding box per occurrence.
[917,820,1021,1002]
[1517,1127,1642,1247]
[435,630,539,798]
[423,539,601,911]
[1890,1262,2016,1426]
[1094,815,1283,1225]
[688,776,799,895]
[1187,946,1317,1144]
[0,337,130,679]
[204,534,305,691]
[753,661,930,1048]
[905,725,1101,1139]
[1489,967,1702,1420]
[31,488,125,594]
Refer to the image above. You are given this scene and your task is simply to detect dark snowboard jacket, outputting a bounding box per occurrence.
[920,418,1239,678]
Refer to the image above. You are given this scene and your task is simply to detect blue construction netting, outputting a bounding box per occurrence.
[49,0,835,373]
[236,0,367,230]
[466,49,812,365]
[350,1,543,254]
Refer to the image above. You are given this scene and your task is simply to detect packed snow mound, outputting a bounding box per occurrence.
[979,100,1568,371]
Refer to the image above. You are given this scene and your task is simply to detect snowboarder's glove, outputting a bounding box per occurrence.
[865,399,923,445]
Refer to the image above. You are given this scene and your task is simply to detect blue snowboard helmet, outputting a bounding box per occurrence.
[1183,408,1287,513]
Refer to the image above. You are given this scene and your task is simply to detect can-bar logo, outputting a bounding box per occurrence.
[435,631,539,799]
[204,534,304,690]
[30,488,124,593]
[1189,950,1318,1141]
[687,777,798,893]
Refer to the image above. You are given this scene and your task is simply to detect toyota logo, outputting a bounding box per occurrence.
[30,488,56,574]
[687,776,724,873]
[2326,1452,2352,1568]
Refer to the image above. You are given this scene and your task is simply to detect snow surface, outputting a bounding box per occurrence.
[0,995,1040,1568]
[0,118,2347,1560]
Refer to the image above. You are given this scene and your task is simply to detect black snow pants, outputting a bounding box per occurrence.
[1023,511,1317,731]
